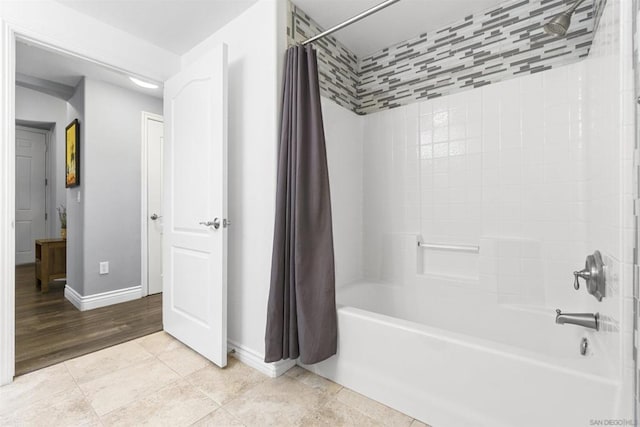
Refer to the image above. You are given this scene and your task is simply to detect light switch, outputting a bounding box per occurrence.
[99,262,109,275]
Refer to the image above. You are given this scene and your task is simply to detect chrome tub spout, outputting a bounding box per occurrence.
[555,309,599,331]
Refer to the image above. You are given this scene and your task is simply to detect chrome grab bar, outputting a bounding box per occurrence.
[417,242,480,253]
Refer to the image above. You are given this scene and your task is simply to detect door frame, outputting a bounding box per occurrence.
[15,125,51,243]
[140,111,163,297]
[0,22,165,385]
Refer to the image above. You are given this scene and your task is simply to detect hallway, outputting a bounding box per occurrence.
[15,264,162,375]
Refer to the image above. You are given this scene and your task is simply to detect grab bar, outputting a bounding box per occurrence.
[417,242,479,253]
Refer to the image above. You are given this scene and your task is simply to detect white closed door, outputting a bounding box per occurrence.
[163,43,228,367]
[146,115,164,295]
[15,127,47,265]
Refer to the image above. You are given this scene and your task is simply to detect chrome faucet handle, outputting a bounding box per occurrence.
[572,251,606,301]
[573,268,591,290]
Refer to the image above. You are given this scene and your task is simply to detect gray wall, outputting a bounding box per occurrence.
[81,78,162,296]
[66,79,85,295]
[15,86,68,238]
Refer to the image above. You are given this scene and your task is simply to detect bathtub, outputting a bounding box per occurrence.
[303,279,623,427]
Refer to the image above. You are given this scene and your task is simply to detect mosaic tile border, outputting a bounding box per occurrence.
[288,2,359,111]
[289,0,606,115]
[357,0,596,114]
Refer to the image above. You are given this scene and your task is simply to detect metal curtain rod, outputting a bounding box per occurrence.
[301,0,402,46]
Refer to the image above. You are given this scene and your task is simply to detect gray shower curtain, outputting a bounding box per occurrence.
[264,45,337,365]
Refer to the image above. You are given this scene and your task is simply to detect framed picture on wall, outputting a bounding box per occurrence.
[65,119,80,188]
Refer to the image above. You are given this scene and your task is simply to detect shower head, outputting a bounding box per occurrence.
[543,0,586,37]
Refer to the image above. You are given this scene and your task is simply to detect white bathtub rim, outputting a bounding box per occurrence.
[336,303,620,387]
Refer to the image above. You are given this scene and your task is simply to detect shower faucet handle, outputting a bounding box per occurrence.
[572,251,606,301]
[573,268,591,290]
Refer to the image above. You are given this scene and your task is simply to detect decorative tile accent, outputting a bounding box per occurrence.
[288,2,359,112]
[357,0,596,114]
[289,0,607,115]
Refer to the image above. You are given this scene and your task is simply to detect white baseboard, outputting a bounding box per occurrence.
[227,339,296,378]
[64,285,142,311]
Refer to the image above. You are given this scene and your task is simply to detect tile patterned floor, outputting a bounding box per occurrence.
[0,332,431,427]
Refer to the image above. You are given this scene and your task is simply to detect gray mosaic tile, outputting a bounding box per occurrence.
[356,0,597,114]
[288,0,607,116]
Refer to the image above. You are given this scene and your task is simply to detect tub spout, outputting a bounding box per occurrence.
[555,309,599,330]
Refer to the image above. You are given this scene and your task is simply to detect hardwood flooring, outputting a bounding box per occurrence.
[15,263,162,376]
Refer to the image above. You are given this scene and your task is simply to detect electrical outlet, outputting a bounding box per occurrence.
[99,262,109,275]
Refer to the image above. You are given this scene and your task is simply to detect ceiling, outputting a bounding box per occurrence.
[53,0,506,58]
[56,0,258,55]
[26,0,510,97]
[16,41,163,99]
[293,0,505,57]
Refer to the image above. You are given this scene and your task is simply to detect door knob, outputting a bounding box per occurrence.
[150,213,162,221]
[199,218,220,229]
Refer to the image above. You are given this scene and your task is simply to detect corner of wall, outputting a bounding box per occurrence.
[227,339,296,377]
[65,78,85,296]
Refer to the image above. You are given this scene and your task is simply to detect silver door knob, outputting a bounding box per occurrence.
[150,213,162,220]
[199,218,220,229]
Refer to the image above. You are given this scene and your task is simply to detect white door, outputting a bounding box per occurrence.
[146,115,164,295]
[15,127,47,265]
[163,43,228,368]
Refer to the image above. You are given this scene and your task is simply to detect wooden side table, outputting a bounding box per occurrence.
[35,238,66,293]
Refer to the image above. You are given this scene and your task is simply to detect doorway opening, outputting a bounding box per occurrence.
[14,41,165,375]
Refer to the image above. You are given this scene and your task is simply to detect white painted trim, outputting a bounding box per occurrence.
[140,111,163,297]
[64,285,142,311]
[0,20,16,386]
[227,339,296,378]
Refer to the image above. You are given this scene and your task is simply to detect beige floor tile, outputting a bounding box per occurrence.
[190,408,245,426]
[410,420,432,427]
[185,357,267,405]
[298,398,383,426]
[65,339,154,384]
[79,357,181,416]
[285,366,342,395]
[101,379,218,427]
[157,344,212,377]
[223,375,330,426]
[336,388,413,427]
[136,331,182,355]
[0,363,77,416]
[1,387,100,427]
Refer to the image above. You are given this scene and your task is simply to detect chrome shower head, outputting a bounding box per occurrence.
[543,0,586,37]
[544,12,572,36]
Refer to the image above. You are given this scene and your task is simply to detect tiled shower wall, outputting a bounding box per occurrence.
[633,0,640,420]
[361,64,592,309]
[358,0,597,114]
[355,0,634,418]
[289,0,607,115]
[585,0,635,418]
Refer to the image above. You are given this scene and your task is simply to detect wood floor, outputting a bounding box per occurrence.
[15,264,162,376]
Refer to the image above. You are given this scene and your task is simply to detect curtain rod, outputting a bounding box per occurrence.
[300,0,402,46]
